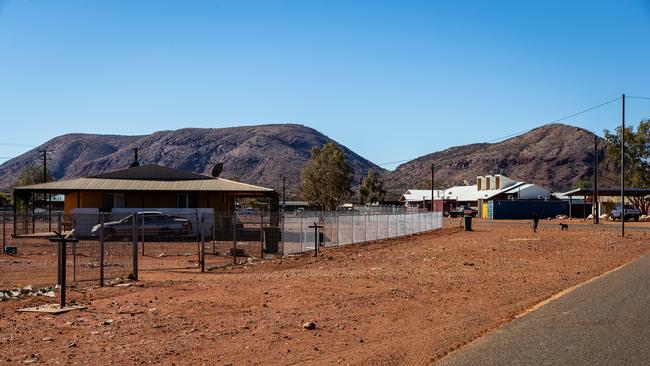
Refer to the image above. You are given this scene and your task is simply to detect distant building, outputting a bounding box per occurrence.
[13,164,280,237]
[399,189,444,211]
[442,174,562,219]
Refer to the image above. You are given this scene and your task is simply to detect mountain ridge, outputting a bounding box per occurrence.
[0,124,384,194]
[384,123,614,194]
[0,123,614,197]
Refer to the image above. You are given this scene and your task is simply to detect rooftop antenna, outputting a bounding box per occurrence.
[130,148,140,168]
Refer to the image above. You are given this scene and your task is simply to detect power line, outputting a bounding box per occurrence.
[627,95,650,100]
[0,142,35,147]
[377,96,622,167]
[377,158,413,166]
[485,96,622,143]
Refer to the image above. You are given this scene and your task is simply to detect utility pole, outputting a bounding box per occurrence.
[39,149,51,231]
[430,164,435,211]
[621,94,625,237]
[41,149,47,183]
[282,176,286,211]
[593,134,599,224]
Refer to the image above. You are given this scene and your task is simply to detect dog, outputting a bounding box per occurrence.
[559,223,568,231]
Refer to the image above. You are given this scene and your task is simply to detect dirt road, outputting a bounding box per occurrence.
[1,220,649,365]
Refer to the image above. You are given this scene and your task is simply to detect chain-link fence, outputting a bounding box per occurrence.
[2,209,442,292]
[281,211,443,255]
[1,212,137,290]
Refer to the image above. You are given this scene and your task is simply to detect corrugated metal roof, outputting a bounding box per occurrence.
[15,177,275,193]
[443,185,481,202]
[399,189,444,202]
[92,165,213,181]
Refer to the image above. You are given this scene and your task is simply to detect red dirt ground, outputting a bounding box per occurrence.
[1,219,649,365]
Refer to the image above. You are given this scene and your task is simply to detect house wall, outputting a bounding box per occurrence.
[64,191,101,214]
[63,190,247,214]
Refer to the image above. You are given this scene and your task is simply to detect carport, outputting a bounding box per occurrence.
[563,187,650,220]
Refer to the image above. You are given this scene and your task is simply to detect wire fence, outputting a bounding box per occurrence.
[1,209,442,293]
[281,211,443,255]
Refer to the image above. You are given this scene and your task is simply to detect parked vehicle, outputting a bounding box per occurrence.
[241,207,256,215]
[91,211,193,238]
[610,204,641,221]
[447,206,478,218]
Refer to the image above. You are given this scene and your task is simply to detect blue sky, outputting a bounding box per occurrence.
[1,0,649,169]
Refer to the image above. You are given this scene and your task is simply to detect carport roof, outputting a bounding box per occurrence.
[563,187,650,197]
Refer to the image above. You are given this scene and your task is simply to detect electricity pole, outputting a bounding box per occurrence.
[41,150,47,183]
[430,164,434,211]
[621,94,625,237]
[282,176,286,211]
[593,134,599,224]
[39,149,51,231]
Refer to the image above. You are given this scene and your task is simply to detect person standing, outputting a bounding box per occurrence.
[532,212,540,233]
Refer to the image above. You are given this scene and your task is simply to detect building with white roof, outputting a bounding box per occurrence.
[401,174,560,218]
[399,189,444,210]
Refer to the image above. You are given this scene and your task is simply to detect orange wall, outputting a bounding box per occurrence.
[63,192,78,214]
[64,191,241,212]
[63,191,101,214]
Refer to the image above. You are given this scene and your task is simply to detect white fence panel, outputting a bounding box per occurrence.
[282,211,443,255]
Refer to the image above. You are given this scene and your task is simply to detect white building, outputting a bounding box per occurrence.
[443,174,552,212]
[399,189,444,209]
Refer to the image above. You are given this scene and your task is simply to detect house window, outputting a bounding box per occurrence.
[103,193,126,211]
[177,193,198,208]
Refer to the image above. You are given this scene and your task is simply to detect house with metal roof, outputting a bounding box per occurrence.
[14,164,278,213]
[12,164,279,236]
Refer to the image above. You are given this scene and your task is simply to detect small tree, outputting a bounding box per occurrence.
[0,192,11,208]
[13,165,54,212]
[358,169,386,205]
[301,143,354,210]
[17,165,53,186]
[603,120,650,214]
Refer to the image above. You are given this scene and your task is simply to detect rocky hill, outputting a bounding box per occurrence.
[1,123,617,198]
[0,124,384,195]
[384,123,615,194]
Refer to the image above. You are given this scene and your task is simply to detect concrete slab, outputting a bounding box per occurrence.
[17,303,85,314]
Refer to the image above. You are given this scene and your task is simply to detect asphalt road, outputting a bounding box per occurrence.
[436,252,650,366]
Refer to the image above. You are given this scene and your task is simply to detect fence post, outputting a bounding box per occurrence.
[72,240,76,283]
[60,237,66,307]
[99,213,104,286]
[376,214,379,240]
[141,213,145,256]
[200,214,205,273]
[336,213,339,246]
[352,215,355,243]
[364,214,367,243]
[260,211,265,259]
[232,213,237,264]
[132,213,138,280]
[2,211,5,254]
[212,214,216,255]
[31,193,35,234]
[280,211,285,255]
[57,211,62,234]
[300,217,304,252]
